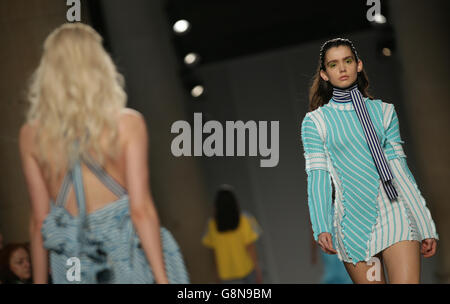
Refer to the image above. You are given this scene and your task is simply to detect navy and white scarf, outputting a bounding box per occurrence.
[332,83,398,200]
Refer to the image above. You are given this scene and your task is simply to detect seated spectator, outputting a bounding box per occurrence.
[0,243,32,284]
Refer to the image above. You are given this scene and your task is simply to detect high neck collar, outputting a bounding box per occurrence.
[332,83,358,103]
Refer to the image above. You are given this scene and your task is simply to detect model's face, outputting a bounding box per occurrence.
[9,248,31,281]
[320,45,363,88]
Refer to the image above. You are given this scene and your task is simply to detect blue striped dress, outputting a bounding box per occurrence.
[301,97,439,265]
[41,156,189,283]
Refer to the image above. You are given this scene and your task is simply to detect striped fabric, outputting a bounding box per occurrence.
[307,170,333,240]
[366,158,421,257]
[301,98,439,264]
[41,157,190,283]
[334,84,398,200]
[301,115,333,240]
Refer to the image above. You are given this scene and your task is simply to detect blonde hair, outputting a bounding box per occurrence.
[26,23,127,179]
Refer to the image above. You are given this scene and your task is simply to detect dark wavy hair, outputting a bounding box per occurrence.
[214,185,241,232]
[0,243,32,284]
[308,38,373,112]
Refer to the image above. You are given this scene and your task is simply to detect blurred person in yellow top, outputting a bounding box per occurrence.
[202,185,263,283]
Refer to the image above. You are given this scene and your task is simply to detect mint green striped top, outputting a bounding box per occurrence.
[301,98,438,263]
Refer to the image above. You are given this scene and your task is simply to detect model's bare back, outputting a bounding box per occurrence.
[29,108,140,216]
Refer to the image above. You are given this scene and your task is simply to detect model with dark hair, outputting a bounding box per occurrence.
[0,243,32,284]
[202,185,263,283]
[301,38,439,283]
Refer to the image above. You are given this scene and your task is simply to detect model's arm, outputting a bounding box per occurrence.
[384,105,439,251]
[384,104,407,161]
[301,115,333,241]
[384,105,420,184]
[123,112,168,284]
[19,124,49,284]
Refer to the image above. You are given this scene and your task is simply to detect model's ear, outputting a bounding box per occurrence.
[320,69,329,82]
[357,59,363,73]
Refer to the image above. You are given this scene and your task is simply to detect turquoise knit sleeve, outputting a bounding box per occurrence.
[384,105,420,184]
[301,115,333,241]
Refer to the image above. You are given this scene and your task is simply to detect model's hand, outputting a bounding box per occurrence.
[317,232,337,255]
[421,238,437,258]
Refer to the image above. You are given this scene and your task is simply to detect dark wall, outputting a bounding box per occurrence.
[1,0,447,284]
[0,0,75,244]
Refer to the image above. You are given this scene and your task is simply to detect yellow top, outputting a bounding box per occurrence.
[202,212,261,280]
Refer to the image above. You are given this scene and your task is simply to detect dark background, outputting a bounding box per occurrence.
[0,0,449,283]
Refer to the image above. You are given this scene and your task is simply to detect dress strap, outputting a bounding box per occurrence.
[82,154,127,198]
[72,160,87,221]
[70,159,90,255]
[55,171,72,207]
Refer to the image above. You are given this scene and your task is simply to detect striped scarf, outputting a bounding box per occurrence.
[332,83,398,200]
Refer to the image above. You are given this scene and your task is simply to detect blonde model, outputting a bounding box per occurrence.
[19,23,168,283]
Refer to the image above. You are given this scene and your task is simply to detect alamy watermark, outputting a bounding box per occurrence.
[66,257,81,282]
[170,113,279,167]
[366,256,382,282]
[66,0,81,22]
[366,0,381,22]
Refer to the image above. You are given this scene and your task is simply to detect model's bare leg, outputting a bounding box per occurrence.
[381,240,421,284]
[344,252,386,284]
